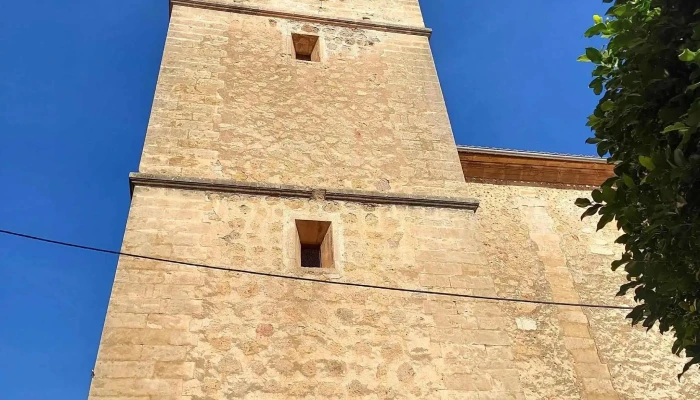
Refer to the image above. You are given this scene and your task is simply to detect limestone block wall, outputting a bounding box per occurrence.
[140,6,466,197]
[466,182,700,399]
[89,183,700,399]
[174,0,426,26]
[90,186,520,399]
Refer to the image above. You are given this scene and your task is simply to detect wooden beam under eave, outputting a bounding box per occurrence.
[457,148,614,188]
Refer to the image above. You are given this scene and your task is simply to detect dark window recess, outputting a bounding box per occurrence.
[292,33,320,62]
[300,244,322,268]
[296,220,334,269]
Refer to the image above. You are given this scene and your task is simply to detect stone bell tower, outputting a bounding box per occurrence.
[87,0,524,398]
[87,0,700,398]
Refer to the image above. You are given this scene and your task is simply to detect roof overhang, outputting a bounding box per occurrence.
[457,146,613,189]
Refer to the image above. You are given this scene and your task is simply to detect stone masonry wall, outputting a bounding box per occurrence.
[89,1,700,398]
[140,6,465,197]
[89,183,700,399]
[466,182,700,399]
[177,0,425,27]
[90,186,521,399]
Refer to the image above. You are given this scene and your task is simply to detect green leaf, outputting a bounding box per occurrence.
[625,261,643,275]
[585,47,603,64]
[589,77,604,95]
[575,198,592,208]
[688,103,700,127]
[679,49,698,62]
[577,54,591,63]
[679,357,700,379]
[663,122,688,133]
[593,15,603,24]
[601,100,615,112]
[686,82,700,92]
[639,156,655,171]
[614,234,629,244]
[622,174,636,188]
[584,23,606,38]
[674,148,687,167]
[602,186,616,203]
[593,84,603,95]
[580,205,601,220]
[680,130,693,150]
[586,114,600,127]
[601,176,617,188]
[611,259,627,270]
[612,4,628,17]
[617,281,641,296]
[591,189,603,203]
[597,213,614,231]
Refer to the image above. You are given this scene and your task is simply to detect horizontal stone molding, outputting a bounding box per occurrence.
[129,173,312,199]
[130,173,480,211]
[170,0,433,37]
[323,190,479,211]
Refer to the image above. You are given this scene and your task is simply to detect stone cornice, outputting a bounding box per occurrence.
[170,0,432,37]
[129,173,479,211]
[323,189,479,210]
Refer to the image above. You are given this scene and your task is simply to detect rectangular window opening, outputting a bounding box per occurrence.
[292,33,320,62]
[301,244,322,268]
[296,220,333,269]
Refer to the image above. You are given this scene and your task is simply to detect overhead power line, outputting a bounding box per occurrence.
[0,228,635,311]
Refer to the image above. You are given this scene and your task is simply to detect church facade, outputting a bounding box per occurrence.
[88,1,700,398]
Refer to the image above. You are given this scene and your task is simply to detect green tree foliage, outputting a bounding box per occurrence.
[577,0,700,377]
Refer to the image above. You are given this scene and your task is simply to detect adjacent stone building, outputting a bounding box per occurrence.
[88,1,700,398]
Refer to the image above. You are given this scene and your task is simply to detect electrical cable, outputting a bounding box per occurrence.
[0,228,635,310]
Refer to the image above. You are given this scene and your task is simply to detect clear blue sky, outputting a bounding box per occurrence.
[0,1,604,398]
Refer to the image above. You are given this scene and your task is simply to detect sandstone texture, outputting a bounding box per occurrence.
[89,185,700,399]
[140,5,466,198]
[172,0,426,27]
[89,1,700,399]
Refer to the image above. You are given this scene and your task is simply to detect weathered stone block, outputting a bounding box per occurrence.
[561,322,592,339]
[154,361,195,379]
[94,361,155,378]
[443,373,492,391]
[98,344,142,361]
[104,313,148,329]
[575,363,612,379]
[90,378,182,397]
[515,317,537,331]
[146,314,192,330]
[450,276,494,290]
[141,346,188,362]
[462,330,511,346]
